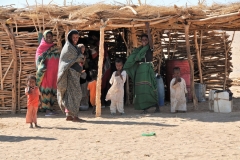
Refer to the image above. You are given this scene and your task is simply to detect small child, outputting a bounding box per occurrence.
[25,75,41,128]
[106,58,127,115]
[170,67,188,113]
[87,70,97,114]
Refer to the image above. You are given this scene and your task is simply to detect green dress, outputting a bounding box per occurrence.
[123,45,158,110]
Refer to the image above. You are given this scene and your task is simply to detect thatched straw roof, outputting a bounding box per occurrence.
[0,3,240,30]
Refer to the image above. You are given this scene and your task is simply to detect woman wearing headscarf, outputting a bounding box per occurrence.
[57,30,86,122]
[123,34,159,114]
[36,30,60,116]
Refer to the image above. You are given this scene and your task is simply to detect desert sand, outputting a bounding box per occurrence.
[1,97,240,160]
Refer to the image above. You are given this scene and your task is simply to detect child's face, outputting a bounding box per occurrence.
[81,46,85,54]
[115,62,123,71]
[28,79,36,88]
[173,70,180,78]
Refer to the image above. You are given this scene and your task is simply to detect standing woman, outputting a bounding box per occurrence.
[36,30,60,116]
[123,34,159,114]
[57,30,86,122]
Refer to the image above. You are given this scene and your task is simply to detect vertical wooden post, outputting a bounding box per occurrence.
[18,51,22,112]
[0,43,4,107]
[223,31,235,90]
[194,30,203,83]
[2,23,18,114]
[96,26,105,117]
[131,27,138,48]
[184,24,198,109]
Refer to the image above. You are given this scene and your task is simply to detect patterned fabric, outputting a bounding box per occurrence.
[36,44,60,110]
[123,45,158,110]
[57,30,84,116]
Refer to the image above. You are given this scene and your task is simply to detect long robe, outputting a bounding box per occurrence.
[36,38,60,110]
[170,78,188,112]
[123,45,158,110]
[57,39,84,116]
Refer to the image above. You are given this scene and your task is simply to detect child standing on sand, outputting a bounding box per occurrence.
[87,70,97,114]
[170,67,188,113]
[106,58,127,115]
[25,75,41,128]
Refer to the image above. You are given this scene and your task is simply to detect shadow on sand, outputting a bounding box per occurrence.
[40,127,87,130]
[85,120,177,127]
[0,135,56,142]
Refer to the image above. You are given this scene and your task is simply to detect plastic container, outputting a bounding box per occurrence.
[156,76,165,106]
[213,90,233,113]
[208,89,216,111]
[166,60,191,101]
[194,83,206,102]
[79,105,89,111]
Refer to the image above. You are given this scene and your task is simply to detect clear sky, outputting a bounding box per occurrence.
[0,0,238,8]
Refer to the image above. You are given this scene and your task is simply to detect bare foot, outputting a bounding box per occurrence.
[66,116,73,121]
[72,117,86,122]
[35,124,41,128]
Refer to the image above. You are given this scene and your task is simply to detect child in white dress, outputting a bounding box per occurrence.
[170,67,188,113]
[106,59,127,115]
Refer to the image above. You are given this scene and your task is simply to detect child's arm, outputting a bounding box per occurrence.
[171,78,180,89]
[38,87,42,108]
[25,87,30,95]
[109,72,114,85]
[121,71,127,83]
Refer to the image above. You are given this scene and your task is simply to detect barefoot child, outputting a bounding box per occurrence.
[87,70,97,114]
[25,75,41,128]
[170,67,188,113]
[106,58,127,115]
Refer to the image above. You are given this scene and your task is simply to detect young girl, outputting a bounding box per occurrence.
[87,70,97,114]
[106,58,127,115]
[25,75,41,128]
[170,67,188,113]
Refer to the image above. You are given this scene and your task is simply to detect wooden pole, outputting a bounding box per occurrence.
[194,30,203,83]
[18,51,22,112]
[184,24,198,109]
[223,31,235,90]
[145,22,153,49]
[96,26,105,117]
[0,43,4,108]
[2,23,18,114]
[131,27,138,48]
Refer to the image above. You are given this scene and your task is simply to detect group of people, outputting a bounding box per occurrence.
[25,29,188,128]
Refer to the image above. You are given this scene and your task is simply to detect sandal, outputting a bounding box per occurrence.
[66,116,74,121]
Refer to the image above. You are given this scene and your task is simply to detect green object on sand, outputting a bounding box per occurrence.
[141,132,156,136]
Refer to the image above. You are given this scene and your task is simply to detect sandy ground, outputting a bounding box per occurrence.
[1,92,240,160]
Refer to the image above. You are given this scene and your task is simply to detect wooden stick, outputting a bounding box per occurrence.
[119,6,137,15]
[145,22,153,49]
[184,23,198,110]
[96,26,105,117]
[107,17,174,28]
[1,23,18,114]
[188,11,240,22]
[2,59,13,83]
[131,27,138,48]
[194,30,203,83]
[18,51,22,112]
[223,31,235,90]
[0,43,4,107]
[199,30,203,58]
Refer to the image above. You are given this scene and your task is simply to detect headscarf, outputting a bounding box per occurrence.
[35,30,54,62]
[67,29,79,45]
